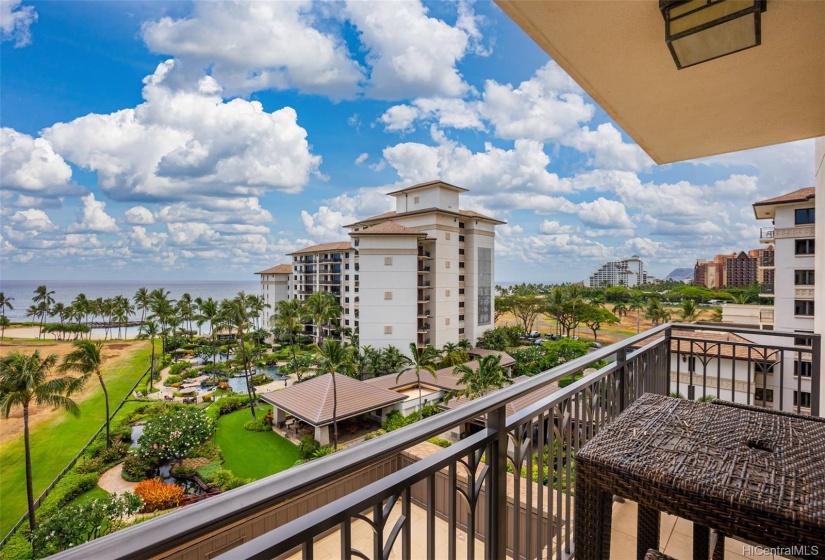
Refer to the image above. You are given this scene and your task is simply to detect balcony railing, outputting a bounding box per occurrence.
[54,324,820,560]
[761,254,775,267]
[759,228,775,241]
[759,282,774,295]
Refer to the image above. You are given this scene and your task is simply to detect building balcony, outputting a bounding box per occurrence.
[760,254,774,267]
[417,311,431,318]
[417,323,430,333]
[43,324,822,560]
[418,265,431,273]
[759,283,774,296]
[418,280,431,287]
[417,251,433,260]
[417,295,431,303]
[318,277,341,285]
[759,228,774,242]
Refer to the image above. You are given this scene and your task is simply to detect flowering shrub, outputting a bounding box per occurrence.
[121,453,156,482]
[136,407,213,463]
[134,479,184,512]
[32,493,143,556]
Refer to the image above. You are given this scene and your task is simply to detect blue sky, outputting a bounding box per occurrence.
[0,0,815,284]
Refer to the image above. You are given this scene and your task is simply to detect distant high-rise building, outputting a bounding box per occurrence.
[588,256,649,288]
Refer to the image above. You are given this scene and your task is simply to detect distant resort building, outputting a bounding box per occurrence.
[693,248,769,288]
[587,255,651,288]
[256,181,505,354]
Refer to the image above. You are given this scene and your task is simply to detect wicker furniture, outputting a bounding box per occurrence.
[575,393,825,560]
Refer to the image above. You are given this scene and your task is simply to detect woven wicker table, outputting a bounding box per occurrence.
[574,393,825,560]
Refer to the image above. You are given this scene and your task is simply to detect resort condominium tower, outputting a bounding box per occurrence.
[256,181,505,355]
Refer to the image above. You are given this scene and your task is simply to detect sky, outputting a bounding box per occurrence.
[0,0,816,284]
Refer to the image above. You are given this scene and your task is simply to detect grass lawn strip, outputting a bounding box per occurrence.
[214,405,300,480]
[66,486,110,508]
[0,341,153,537]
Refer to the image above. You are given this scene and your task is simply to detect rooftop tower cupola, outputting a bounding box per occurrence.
[387,180,468,215]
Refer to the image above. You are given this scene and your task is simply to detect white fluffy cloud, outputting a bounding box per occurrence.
[1,0,36,47]
[142,0,363,98]
[346,0,478,99]
[380,98,484,133]
[124,206,155,225]
[567,123,653,172]
[1,128,74,195]
[382,137,569,196]
[8,208,57,232]
[576,197,634,230]
[301,206,357,242]
[43,60,321,202]
[68,193,119,233]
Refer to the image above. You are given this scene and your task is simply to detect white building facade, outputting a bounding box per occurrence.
[587,255,649,288]
[257,181,503,354]
[754,187,816,411]
[254,264,292,329]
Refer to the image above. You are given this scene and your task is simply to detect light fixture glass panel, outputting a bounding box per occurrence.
[671,13,757,67]
[670,0,754,35]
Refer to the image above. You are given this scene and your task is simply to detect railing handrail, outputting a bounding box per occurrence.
[53,322,821,559]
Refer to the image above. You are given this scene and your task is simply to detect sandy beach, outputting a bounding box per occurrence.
[2,325,135,340]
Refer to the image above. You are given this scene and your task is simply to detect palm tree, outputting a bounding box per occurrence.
[178,293,195,337]
[302,292,341,344]
[222,293,257,418]
[272,299,303,363]
[380,345,407,377]
[457,338,472,351]
[399,343,439,414]
[134,287,150,324]
[731,293,752,304]
[196,297,221,368]
[628,298,645,333]
[314,339,354,450]
[711,307,723,322]
[440,342,468,368]
[0,292,14,339]
[138,320,162,392]
[0,351,84,532]
[72,293,90,337]
[644,298,671,327]
[451,354,511,400]
[32,285,55,339]
[611,301,628,321]
[680,299,699,322]
[61,340,111,447]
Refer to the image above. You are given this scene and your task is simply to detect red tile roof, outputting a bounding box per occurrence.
[255,264,291,275]
[288,241,352,255]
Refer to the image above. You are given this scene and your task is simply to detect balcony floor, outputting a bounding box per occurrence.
[286,499,790,560]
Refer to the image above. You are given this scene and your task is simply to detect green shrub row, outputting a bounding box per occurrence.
[243,418,272,432]
[37,472,99,519]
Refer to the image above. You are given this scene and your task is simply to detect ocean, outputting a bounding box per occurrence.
[0,280,260,322]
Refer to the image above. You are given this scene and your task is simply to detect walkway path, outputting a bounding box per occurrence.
[97,463,138,494]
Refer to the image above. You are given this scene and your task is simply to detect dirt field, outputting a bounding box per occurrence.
[0,339,145,445]
[497,305,716,344]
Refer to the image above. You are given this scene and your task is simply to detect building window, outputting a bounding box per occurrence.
[795,361,812,378]
[446,232,451,241]
[459,262,465,269]
[795,208,815,225]
[445,289,450,297]
[445,261,451,269]
[459,301,465,308]
[794,391,812,408]
[459,222,465,229]
[795,239,815,255]
[384,291,393,300]
[795,334,813,346]
[794,300,815,316]
[459,248,465,255]
[477,247,492,325]
[459,235,465,242]
[459,288,465,295]
[754,388,774,402]
[795,270,815,285]
[445,317,450,326]
[459,314,464,321]
[384,256,393,266]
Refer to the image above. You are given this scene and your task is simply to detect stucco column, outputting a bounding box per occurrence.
[315,425,330,447]
[814,136,825,414]
[275,407,286,426]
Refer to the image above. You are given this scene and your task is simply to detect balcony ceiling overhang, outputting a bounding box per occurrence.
[495,0,825,164]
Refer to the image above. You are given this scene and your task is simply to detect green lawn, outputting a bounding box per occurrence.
[0,341,154,538]
[66,485,110,507]
[214,406,300,479]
